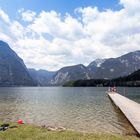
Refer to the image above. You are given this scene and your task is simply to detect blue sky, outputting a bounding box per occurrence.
[0,0,122,17]
[0,0,122,28]
[0,0,140,70]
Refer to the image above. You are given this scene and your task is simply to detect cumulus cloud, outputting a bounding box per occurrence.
[19,9,36,22]
[0,0,140,71]
[120,0,140,12]
[29,11,85,40]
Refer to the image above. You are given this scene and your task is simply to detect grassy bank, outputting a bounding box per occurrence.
[0,122,139,140]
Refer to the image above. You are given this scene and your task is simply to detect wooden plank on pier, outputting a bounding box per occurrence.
[108,92,140,136]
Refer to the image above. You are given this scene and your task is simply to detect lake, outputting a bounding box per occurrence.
[0,87,139,135]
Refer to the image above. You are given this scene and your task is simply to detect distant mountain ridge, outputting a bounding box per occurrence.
[48,64,91,86]
[0,40,36,86]
[28,69,56,86]
[127,69,140,81]
[48,51,140,85]
[64,69,140,87]
[90,51,140,79]
[0,40,140,86]
[115,69,140,82]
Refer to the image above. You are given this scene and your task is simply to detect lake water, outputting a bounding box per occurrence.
[0,87,139,135]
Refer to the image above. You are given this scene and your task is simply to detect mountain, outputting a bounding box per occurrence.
[48,64,91,86]
[64,69,140,87]
[112,68,140,86]
[124,69,140,81]
[88,59,106,74]
[88,51,140,79]
[0,40,36,86]
[88,59,106,69]
[49,50,140,86]
[114,68,140,82]
[28,69,56,86]
[1,39,139,86]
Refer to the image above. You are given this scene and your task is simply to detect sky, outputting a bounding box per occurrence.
[0,0,140,71]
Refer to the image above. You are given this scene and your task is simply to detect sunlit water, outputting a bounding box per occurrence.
[0,87,139,135]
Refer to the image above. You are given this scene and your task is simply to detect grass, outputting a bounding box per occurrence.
[0,121,139,140]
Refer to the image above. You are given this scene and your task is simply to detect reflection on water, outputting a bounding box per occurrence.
[0,87,139,135]
[118,87,140,103]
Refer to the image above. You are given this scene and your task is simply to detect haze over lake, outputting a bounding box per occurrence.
[0,87,139,134]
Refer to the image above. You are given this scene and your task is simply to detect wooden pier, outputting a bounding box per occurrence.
[108,92,140,136]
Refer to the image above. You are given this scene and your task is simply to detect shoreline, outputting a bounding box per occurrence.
[0,121,139,140]
[1,120,137,136]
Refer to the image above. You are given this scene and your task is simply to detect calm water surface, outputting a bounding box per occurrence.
[0,87,139,135]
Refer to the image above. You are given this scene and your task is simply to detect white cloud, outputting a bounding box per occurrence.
[29,11,85,40]
[0,9,10,23]
[0,0,140,71]
[120,0,140,12]
[19,9,36,22]
[10,21,26,38]
[0,32,11,43]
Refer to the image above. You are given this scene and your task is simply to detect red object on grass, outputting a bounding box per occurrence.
[18,120,23,124]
